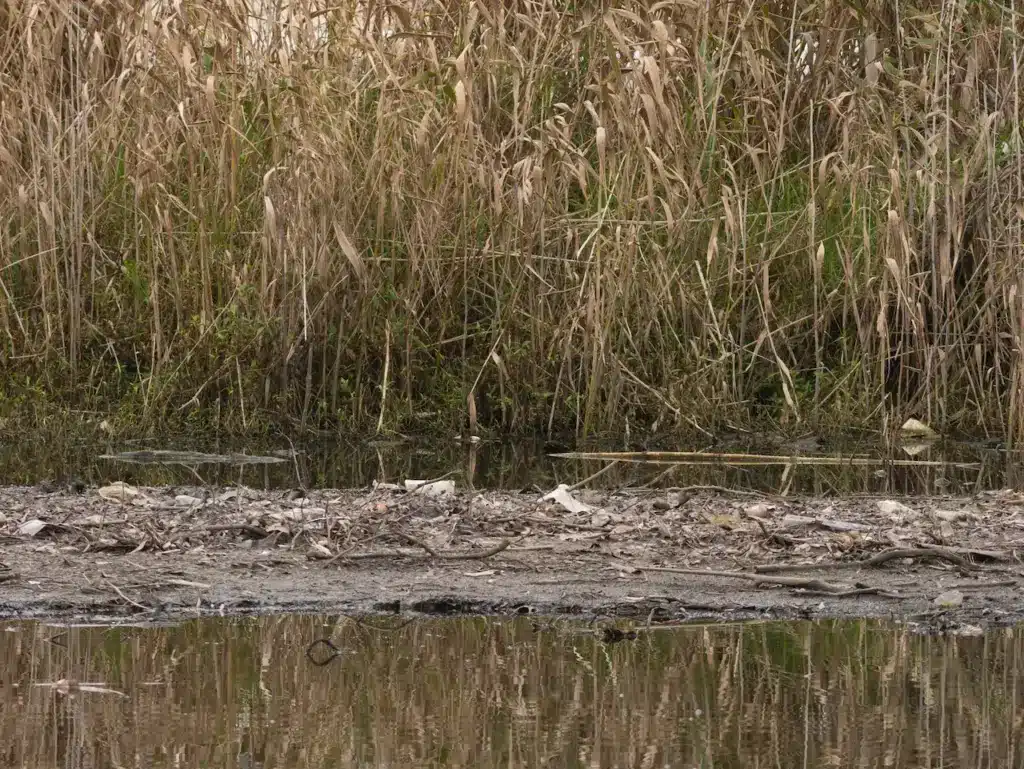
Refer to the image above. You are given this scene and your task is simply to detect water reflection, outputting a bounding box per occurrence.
[0,616,1019,768]
[0,433,1018,494]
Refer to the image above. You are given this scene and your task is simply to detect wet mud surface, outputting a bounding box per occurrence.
[0,482,1022,632]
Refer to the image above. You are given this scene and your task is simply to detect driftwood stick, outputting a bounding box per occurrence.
[338,535,513,562]
[755,547,975,574]
[862,547,971,569]
[635,564,898,597]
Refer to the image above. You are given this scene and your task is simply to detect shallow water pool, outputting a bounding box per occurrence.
[0,616,1017,767]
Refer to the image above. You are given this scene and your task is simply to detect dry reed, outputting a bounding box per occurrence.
[0,0,1021,439]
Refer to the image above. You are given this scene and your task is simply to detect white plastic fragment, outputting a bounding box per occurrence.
[542,484,592,514]
[17,519,47,537]
[405,479,455,496]
[933,589,964,609]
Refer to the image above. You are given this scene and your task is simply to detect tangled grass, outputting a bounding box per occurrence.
[0,0,1021,440]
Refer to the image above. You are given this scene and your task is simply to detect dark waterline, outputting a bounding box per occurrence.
[0,432,1019,494]
[1,615,1018,768]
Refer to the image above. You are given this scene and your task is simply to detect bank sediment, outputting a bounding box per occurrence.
[0,484,1019,631]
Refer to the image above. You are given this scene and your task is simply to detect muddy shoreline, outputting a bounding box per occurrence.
[0,483,1021,631]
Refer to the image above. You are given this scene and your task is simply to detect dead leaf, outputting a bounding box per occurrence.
[308,541,333,558]
[933,509,973,522]
[708,514,741,530]
[98,482,138,502]
[877,500,915,519]
[332,222,368,285]
[900,418,938,438]
[901,442,932,457]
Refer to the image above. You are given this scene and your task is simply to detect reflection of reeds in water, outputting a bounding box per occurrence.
[2,431,1019,496]
[0,617,1017,767]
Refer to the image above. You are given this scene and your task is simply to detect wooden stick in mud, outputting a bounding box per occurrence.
[635,565,902,597]
[398,532,511,560]
[753,546,975,573]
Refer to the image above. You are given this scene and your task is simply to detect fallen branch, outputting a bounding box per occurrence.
[635,564,899,597]
[672,484,769,498]
[169,524,270,543]
[566,460,621,492]
[162,578,212,590]
[747,515,797,547]
[398,533,511,560]
[933,546,1009,563]
[945,580,1017,591]
[755,562,843,574]
[397,532,439,556]
[205,524,270,539]
[440,539,512,560]
[105,583,152,613]
[750,575,899,597]
[754,546,975,574]
[862,547,971,569]
[801,586,901,598]
[314,533,514,563]
[639,565,759,579]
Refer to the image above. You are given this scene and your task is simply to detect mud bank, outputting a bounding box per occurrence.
[0,482,1021,631]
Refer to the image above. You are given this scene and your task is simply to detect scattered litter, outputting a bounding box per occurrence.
[98,482,139,503]
[933,589,964,609]
[952,624,984,636]
[405,479,455,496]
[0,482,1018,626]
[17,519,48,537]
[542,484,592,514]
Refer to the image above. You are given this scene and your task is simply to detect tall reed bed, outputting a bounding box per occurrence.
[0,0,1020,438]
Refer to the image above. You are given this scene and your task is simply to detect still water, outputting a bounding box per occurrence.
[1,616,1019,768]
[0,432,1018,495]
